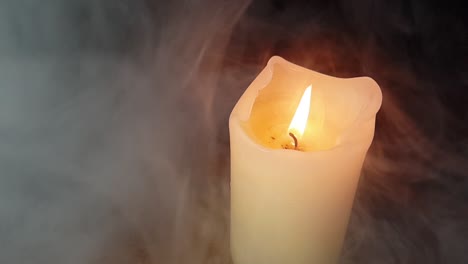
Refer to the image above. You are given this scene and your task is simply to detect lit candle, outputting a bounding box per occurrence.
[229,56,382,264]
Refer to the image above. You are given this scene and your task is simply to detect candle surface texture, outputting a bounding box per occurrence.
[229,56,382,264]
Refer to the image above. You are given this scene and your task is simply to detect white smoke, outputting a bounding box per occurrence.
[0,1,250,263]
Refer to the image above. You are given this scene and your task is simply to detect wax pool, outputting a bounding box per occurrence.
[229,56,382,264]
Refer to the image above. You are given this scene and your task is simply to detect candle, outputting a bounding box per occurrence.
[229,56,382,264]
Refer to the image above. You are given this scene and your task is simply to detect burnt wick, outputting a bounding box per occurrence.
[288,132,298,150]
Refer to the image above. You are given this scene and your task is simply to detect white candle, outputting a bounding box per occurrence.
[229,56,382,264]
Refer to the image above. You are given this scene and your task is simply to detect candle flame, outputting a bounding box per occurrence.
[288,85,312,138]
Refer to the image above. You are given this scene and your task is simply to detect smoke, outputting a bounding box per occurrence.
[0,1,250,263]
[0,0,467,264]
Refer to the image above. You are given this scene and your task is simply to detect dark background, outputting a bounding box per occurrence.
[0,0,467,263]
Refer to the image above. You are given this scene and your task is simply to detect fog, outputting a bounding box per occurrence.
[0,1,467,264]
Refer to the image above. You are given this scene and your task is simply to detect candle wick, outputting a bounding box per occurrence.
[289,132,298,150]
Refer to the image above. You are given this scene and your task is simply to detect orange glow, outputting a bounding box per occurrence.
[288,85,312,139]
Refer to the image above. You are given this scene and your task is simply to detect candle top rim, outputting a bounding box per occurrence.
[230,56,382,154]
[233,56,382,122]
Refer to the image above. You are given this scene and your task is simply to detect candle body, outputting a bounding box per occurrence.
[230,122,370,264]
[229,57,382,264]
